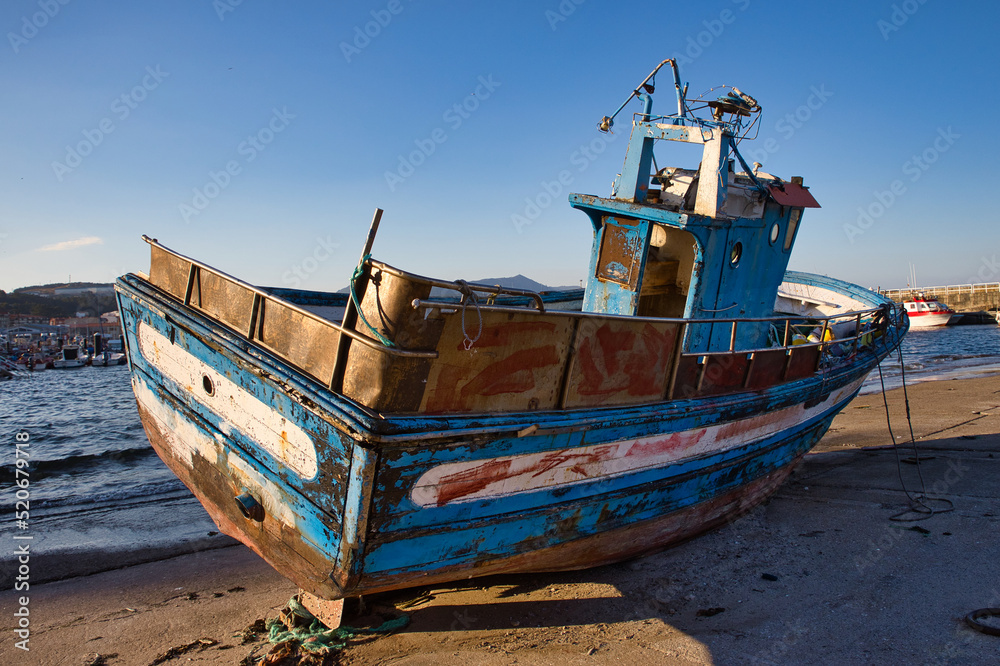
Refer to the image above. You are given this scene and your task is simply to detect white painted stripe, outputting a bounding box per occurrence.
[132,375,298,527]
[137,322,318,480]
[411,380,862,507]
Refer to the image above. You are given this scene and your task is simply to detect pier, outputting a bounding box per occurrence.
[880,282,1000,312]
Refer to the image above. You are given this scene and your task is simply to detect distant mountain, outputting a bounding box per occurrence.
[470,275,580,292]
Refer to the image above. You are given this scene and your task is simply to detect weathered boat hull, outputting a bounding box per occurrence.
[117,271,887,599]
[116,60,909,603]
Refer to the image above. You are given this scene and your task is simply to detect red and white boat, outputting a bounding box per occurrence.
[903,294,956,328]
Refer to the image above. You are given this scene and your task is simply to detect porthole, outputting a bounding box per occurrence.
[769,223,780,244]
[730,242,743,267]
[202,375,215,396]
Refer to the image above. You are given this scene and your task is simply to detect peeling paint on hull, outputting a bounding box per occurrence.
[356,459,800,596]
[409,381,858,508]
[115,236,904,600]
[137,401,346,598]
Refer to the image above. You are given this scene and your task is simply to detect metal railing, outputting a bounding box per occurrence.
[411,277,903,402]
[373,261,549,311]
[880,283,1000,299]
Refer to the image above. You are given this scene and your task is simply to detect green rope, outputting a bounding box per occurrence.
[266,596,409,654]
[350,254,395,347]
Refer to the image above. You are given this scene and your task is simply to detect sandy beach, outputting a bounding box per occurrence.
[2,374,998,665]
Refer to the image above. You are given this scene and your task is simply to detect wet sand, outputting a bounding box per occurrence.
[2,374,998,665]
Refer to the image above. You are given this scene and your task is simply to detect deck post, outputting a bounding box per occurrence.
[666,322,687,400]
[330,208,384,392]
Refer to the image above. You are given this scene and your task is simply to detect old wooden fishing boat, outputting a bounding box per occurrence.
[116,60,906,614]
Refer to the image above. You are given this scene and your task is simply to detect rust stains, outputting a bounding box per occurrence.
[426,428,707,507]
[456,320,558,350]
[460,346,561,397]
[136,402,346,601]
[576,324,637,394]
[626,429,706,459]
[360,461,801,599]
[714,406,789,442]
[420,312,574,414]
[566,320,678,406]
[435,458,514,506]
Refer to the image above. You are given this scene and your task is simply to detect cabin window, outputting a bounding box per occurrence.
[769,222,780,245]
[783,209,802,251]
[637,224,698,317]
[596,218,645,288]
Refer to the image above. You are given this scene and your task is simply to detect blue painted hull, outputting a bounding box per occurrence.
[116,271,899,599]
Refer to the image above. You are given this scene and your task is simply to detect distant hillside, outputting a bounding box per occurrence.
[2,282,117,318]
[14,281,113,295]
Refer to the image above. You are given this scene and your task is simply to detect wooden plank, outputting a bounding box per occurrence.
[258,299,341,386]
[197,270,255,335]
[418,311,574,414]
[563,318,680,408]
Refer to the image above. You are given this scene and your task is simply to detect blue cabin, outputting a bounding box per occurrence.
[572,60,819,353]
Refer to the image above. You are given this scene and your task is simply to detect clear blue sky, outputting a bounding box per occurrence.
[2,0,998,293]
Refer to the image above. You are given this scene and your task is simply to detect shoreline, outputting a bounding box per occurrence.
[0,495,235,588]
[2,374,998,664]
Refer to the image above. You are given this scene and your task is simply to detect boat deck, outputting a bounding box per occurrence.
[134,237,897,417]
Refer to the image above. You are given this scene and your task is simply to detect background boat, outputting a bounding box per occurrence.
[903,294,956,328]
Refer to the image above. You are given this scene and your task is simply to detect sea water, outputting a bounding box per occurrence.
[1,324,998,575]
[859,324,1000,394]
[0,365,184,513]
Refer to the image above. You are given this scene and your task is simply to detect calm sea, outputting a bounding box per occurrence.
[1,324,998,563]
[859,324,1000,394]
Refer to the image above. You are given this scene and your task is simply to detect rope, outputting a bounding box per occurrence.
[265,595,409,655]
[455,280,482,351]
[350,254,395,348]
[877,344,954,522]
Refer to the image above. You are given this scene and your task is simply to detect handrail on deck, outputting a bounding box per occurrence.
[372,260,547,312]
[412,289,902,361]
[411,294,892,328]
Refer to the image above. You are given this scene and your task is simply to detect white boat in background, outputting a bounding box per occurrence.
[51,346,88,369]
[15,354,48,371]
[92,350,127,366]
[902,294,956,328]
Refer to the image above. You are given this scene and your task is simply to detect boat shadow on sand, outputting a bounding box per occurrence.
[347,431,1000,663]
